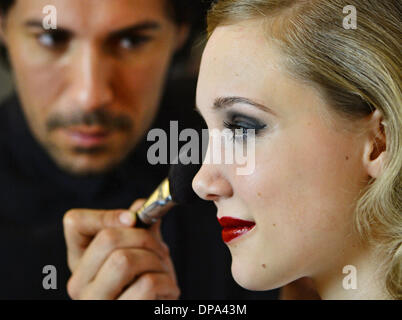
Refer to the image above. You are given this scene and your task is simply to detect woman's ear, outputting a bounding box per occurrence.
[362,109,387,179]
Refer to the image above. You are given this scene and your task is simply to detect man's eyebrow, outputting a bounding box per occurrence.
[24,20,161,36]
[213,96,276,115]
[24,20,73,34]
[109,21,161,37]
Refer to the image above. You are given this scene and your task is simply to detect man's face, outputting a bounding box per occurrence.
[1,0,186,175]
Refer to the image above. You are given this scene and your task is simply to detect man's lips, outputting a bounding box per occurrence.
[61,126,111,148]
[218,217,256,243]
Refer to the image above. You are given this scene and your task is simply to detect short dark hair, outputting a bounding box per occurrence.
[0,0,195,21]
[0,0,14,15]
[0,0,209,67]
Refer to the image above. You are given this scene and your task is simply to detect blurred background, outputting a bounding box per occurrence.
[0,63,12,103]
[0,0,212,105]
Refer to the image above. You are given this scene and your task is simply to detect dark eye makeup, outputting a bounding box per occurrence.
[223,111,267,141]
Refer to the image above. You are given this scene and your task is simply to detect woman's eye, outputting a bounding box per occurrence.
[223,116,267,142]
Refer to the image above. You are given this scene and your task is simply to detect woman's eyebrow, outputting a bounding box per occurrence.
[213,96,276,115]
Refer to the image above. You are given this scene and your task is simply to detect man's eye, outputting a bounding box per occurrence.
[118,35,151,50]
[37,32,69,49]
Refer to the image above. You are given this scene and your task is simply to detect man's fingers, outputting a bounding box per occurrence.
[117,272,180,300]
[74,249,168,300]
[129,198,147,213]
[148,219,167,245]
[130,197,169,243]
[68,227,169,295]
[64,209,128,270]
[63,201,145,271]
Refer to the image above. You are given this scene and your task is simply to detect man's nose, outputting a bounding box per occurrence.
[192,163,233,202]
[69,44,114,111]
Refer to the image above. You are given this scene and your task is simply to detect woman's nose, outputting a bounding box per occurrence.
[192,163,233,202]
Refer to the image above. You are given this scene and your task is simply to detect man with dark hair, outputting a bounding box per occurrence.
[0,0,277,300]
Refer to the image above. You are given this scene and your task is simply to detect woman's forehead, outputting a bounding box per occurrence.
[198,21,323,118]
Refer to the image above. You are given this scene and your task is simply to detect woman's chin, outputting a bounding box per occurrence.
[231,260,275,291]
[230,256,295,292]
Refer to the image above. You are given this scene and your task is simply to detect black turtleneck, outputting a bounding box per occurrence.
[0,80,278,300]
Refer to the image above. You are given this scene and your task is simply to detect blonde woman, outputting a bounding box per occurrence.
[192,0,401,299]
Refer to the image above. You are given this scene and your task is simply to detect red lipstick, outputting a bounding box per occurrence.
[218,217,255,243]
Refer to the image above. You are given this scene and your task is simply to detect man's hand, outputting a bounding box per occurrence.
[63,199,180,300]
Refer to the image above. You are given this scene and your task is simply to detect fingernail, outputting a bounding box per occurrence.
[119,211,135,225]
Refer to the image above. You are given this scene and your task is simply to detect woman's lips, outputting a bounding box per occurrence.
[218,217,256,243]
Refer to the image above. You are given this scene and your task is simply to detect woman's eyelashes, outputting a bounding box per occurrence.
[223,112,267,142]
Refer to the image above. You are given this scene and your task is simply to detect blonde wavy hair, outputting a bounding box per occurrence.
[207,0,402,299]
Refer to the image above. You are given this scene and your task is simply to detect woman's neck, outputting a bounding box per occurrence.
[312,239,391,300]
[313,242,391,299]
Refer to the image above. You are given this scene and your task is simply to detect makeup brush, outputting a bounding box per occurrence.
[134,159,202,228]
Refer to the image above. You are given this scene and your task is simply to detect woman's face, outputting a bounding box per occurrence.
[193,20,371,291]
